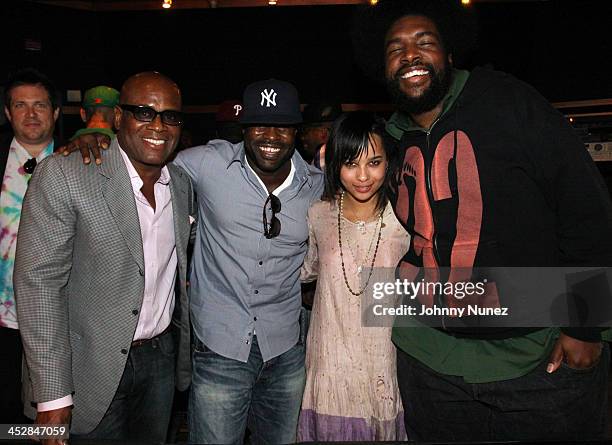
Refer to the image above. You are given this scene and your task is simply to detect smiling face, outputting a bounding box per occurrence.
[115,73,181,175]
[340,133,387,206]
[243,125,296,176]
[384,15,453,116]
[5,84,59,151]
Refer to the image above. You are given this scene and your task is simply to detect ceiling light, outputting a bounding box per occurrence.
[269,0,277,4]
[162,0,172,9]
[461,0,471,4]
[369,0,379,5]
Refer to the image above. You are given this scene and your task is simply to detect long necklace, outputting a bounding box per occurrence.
[344,213,378,274]
[338,191,384,296]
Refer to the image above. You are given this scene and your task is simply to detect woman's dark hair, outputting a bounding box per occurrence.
[322,111,393,212]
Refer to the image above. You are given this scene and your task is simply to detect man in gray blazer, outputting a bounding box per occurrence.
[14,72,194,443]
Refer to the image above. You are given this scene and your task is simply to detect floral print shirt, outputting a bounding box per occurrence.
[0,138,53,329]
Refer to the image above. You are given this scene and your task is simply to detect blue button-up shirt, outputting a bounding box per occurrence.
[173,140,324,362]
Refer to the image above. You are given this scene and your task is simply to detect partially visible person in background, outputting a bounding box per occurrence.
[214,99,243,144]
[0,68,60,423]
[71,85,119,141]
[179,128,194,151]
[298,102,343,336]
[299,101,342,167]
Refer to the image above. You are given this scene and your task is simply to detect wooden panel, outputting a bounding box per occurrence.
[552,99,612,109]
[60,100,612,117]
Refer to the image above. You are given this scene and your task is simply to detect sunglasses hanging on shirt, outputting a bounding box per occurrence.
[23,158,37,175]
[262,193,281,239]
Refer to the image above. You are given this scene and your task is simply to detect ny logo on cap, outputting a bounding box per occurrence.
[234,104,243,116]
[260,89,277,107]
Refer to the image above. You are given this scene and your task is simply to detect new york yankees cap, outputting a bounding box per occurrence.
[240,79,302,126]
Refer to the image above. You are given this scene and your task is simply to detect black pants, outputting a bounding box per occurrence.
[0,327,28,423]
[397,343,609,442]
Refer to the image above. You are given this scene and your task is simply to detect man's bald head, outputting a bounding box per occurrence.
[120,71,181,108]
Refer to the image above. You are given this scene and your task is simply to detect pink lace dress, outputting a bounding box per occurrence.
[298,199,409,441]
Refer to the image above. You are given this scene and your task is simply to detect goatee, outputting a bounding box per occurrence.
[386,62,453,116]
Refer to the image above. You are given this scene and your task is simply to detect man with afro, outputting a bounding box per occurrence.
[353,0,612,441]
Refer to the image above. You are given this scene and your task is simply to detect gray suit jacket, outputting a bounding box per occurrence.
[14,138,194,434]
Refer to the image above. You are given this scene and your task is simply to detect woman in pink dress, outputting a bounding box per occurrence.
[298,112,409,441]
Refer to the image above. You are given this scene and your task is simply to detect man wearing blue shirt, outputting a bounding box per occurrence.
[173,79,324,444]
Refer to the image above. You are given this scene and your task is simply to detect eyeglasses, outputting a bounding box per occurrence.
[119,104,184,126]
[262,193,281,239]
[23,158,37,174]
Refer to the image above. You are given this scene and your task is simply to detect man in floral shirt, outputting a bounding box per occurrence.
[0,68,59,422]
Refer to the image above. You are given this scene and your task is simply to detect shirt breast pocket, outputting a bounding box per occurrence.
[274,202,309,246]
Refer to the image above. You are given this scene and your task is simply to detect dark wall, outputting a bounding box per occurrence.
[472,1,612,102]
[1,0,610,141]
[2,0,611,104]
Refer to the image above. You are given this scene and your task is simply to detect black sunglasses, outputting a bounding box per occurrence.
[262,193,281,239]
[119,104,184,126]
[23,158,37,174]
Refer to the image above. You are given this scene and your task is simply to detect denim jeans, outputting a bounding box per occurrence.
[72,330,176,443]
[397,343,609,442]
[189,335,305,444]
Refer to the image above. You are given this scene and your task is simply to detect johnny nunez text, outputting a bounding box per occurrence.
[372,304,510,317]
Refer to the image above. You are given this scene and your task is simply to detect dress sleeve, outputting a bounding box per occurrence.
[301,206,319,283]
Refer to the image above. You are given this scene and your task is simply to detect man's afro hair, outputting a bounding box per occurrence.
[351,0,478,82]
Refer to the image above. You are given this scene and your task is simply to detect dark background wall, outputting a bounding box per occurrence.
[1,0,610,140]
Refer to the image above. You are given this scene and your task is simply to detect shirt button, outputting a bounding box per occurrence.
[132,309,139,315]
[254,290,259,294]
[254,317,257,321]
[139,269,144,276]
[121,348,128,354]
[258,261,263,266]
[246,340,250,345]
[248,332,252,336]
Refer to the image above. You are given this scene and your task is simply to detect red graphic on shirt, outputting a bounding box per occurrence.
[396,131,499,310]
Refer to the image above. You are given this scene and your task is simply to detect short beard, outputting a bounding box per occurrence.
[386,61,453,116]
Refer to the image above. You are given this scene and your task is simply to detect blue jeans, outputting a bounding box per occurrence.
[397,342,609,442]
[189,335,305,444]
[72,330,176,443]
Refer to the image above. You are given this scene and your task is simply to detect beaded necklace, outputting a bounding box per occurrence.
[338,191,384,296]
[345,225,378,274]
[343,210,379,274]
